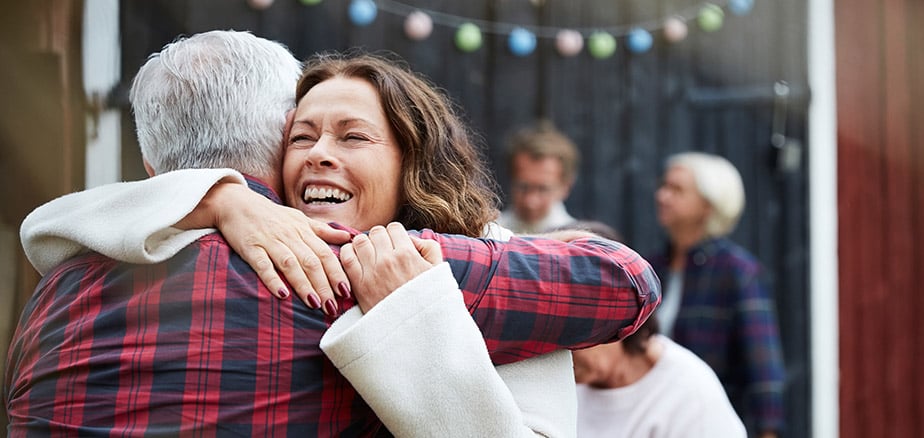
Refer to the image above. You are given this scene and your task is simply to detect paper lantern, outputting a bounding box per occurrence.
[248,0,274,10]
[698,3,725,32]
[626,28,653,53]
[404,11,433,41]
[729,0,755,16]
[663,16,688,42]
[349,0,377,27]
[555,29,583,57]
[455,23,483,53]
[587,31,616,59]
[508,27,537,57]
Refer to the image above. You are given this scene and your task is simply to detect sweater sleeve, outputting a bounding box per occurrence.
[321,262,574,437]
[20,168,246,274]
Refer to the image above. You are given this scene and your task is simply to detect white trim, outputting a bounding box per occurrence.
[808,0,839,436]
[82,0,121,187]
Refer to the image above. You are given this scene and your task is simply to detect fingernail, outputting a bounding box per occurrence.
[277,288,290,299]
[306,293,322,309]
[338,282,352,300]
[323,299,339,317]
[329,222,360,237]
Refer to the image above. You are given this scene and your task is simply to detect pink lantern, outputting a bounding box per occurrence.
[404,10,433,41]
[555,29,583,57]
[663,16,688,42]
[248,0,274,10]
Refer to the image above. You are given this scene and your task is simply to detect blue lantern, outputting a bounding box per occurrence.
[349,0,377,26]
[728,0,755,16]
[508,27,537,57]
[626,28,653,53]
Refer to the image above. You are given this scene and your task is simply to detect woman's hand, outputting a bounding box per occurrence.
[180,182,353,314]
[339,222,442,313]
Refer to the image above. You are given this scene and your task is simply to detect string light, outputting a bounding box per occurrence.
[370,0,745,38]
[298,0,756,57]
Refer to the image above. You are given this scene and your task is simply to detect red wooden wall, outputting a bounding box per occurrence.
[836,0,924,435]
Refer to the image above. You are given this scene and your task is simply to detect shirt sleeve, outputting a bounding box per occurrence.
[737,269,786,433]
[320,263,566,437]
[19,168,246,274]
[417,230,662,364]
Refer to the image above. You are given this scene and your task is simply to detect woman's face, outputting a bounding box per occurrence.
[282,76,403,231]
[654,165,710,233]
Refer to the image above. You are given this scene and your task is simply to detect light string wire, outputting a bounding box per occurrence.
[373,0,736,38]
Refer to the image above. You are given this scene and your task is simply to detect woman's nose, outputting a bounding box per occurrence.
[305,135,338,168]
[655,186,669,202]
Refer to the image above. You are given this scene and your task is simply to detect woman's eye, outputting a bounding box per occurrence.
[289,134,315,145]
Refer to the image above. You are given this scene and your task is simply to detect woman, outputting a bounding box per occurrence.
[21,50,658,437]
[650,152,785,437]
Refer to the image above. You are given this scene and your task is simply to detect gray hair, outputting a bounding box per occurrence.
[666,152,745,238]
[129,30,301,177]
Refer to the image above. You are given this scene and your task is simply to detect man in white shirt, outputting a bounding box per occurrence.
[498,120,579,234]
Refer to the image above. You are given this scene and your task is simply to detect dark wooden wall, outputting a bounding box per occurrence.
[117,0,810,436]
[836,0,924,436]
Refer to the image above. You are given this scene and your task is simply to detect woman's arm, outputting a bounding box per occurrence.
[322,223,573,437]
[19,168,352,312]
[20,168,244,274]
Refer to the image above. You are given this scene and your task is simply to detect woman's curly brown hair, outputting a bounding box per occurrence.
[295,51,500,237]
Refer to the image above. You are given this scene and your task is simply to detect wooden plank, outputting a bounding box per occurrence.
[881,0,915,435]
[904,0,924,432]
[835,0,887,436]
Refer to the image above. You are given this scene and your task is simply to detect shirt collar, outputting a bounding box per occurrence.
[243,174,283,205]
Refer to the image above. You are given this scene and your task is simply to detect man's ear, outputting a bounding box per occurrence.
[282,109,295,144]
[143,159,156,177]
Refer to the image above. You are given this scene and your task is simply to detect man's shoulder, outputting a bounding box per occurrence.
[42,232,235,282]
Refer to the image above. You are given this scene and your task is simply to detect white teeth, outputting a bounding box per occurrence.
[302,186,352,204]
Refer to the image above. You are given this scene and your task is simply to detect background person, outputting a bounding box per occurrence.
[573,315,746,438]
[497,120,580,234]
[649,151,785,438]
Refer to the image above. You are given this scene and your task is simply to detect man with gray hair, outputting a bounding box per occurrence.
[6,30,659,436]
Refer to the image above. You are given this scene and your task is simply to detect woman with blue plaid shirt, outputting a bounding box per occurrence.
[649,152,786,438]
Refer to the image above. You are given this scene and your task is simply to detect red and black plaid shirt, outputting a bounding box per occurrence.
[5,179,659,437]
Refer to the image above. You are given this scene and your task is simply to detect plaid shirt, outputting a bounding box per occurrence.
[648,237,785,434]
[5,179,659,437]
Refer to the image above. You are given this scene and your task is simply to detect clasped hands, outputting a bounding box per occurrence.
[196,183,442,316]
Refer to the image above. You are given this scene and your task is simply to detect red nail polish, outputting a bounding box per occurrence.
[278,288,289,299]
[323,299,339,317]
[329,222,360,237]
[338,282,352,300]
[306,293,322,309]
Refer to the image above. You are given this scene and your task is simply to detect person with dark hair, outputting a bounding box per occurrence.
[498,120,581,234]
[10,35,660,437]
[572,315,745,437]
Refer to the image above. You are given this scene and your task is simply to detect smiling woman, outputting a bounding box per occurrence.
[290,52,500,238]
